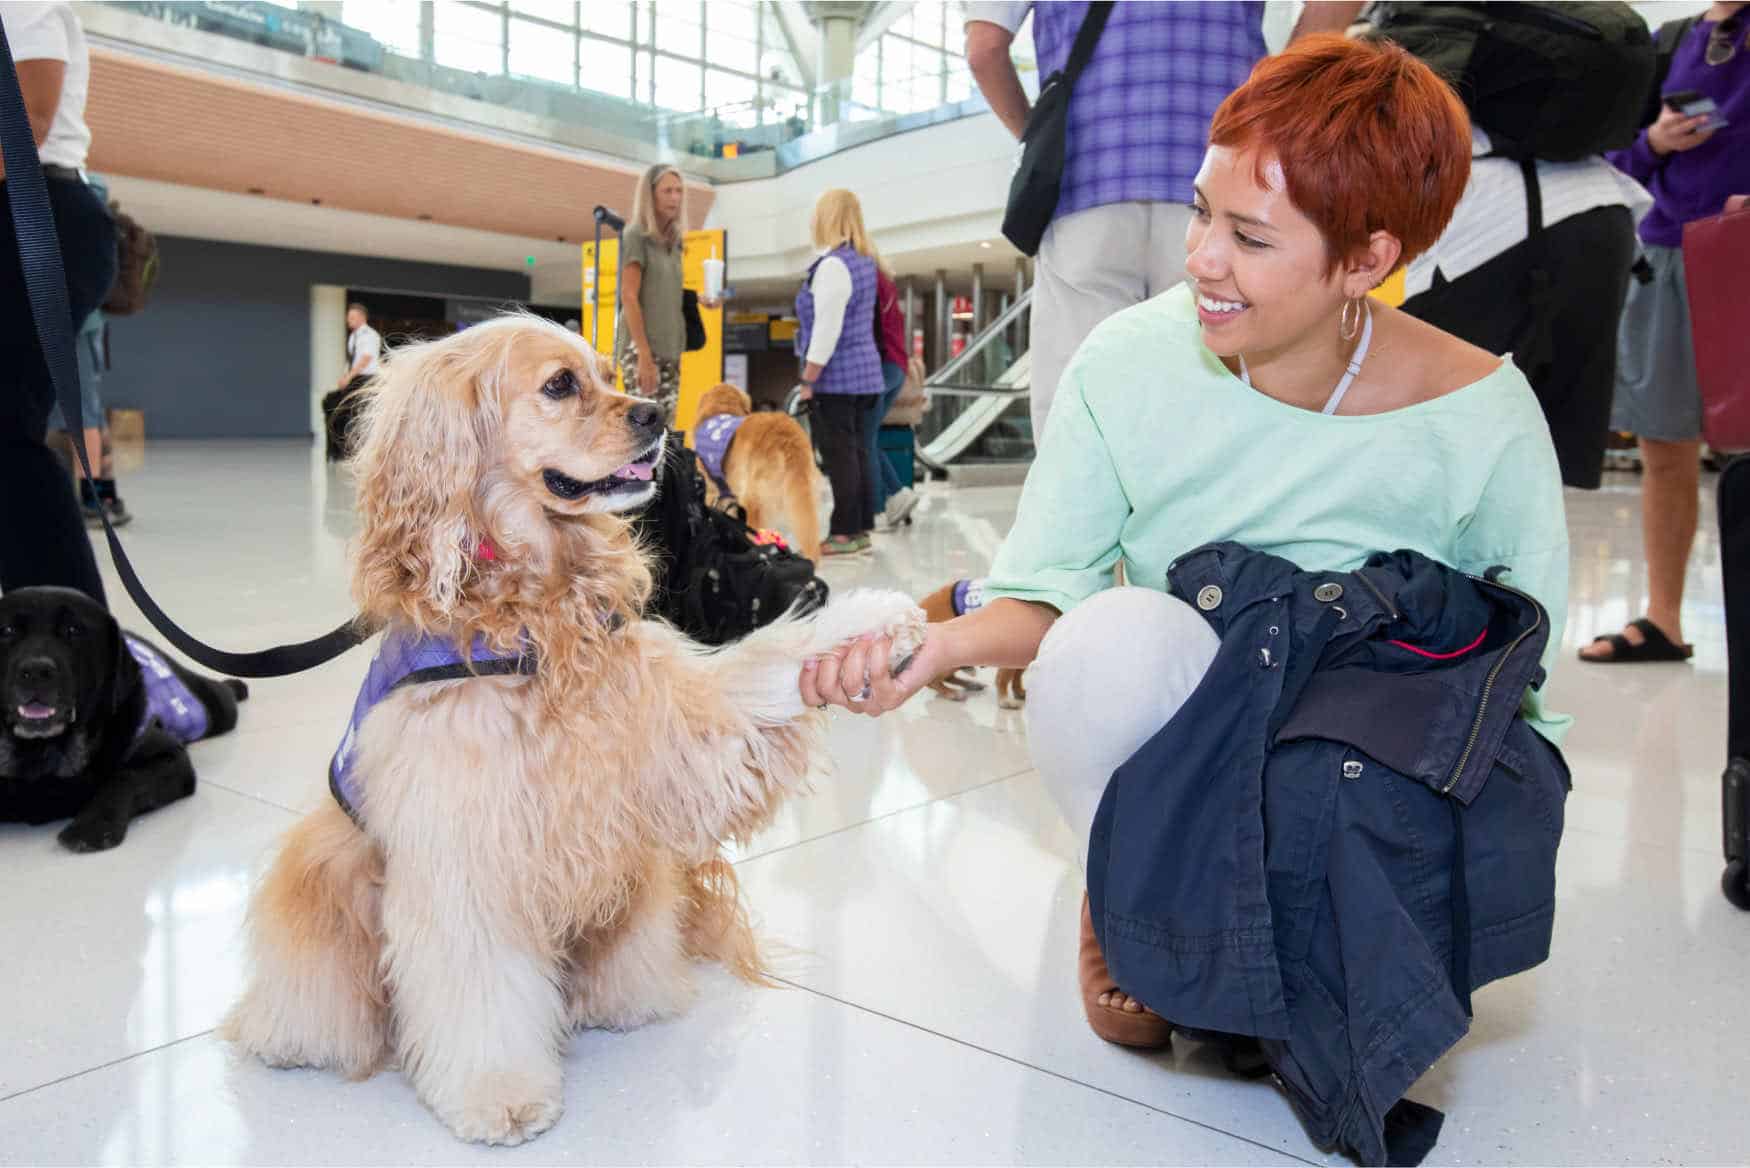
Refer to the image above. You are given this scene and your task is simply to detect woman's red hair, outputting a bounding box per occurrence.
[1209,33,1471,273]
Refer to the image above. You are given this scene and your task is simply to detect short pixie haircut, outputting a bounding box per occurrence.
[1209,34,1471,274]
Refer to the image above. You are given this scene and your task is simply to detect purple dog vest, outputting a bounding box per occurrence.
[693,412,745,499]
[329,628,537,825]
[126,634,210,745]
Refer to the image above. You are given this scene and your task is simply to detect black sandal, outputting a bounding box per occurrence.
[1580,617,1694,664]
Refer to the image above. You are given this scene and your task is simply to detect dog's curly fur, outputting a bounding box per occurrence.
[221,316,922,1146]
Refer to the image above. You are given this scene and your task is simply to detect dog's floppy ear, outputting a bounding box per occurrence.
[349,331,510,626]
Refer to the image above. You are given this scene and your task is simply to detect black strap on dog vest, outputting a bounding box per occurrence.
[3,30,365,677]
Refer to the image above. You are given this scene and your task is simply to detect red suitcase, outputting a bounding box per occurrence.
[1684,200,1750,452]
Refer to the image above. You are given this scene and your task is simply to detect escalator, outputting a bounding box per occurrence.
[915,289,1036,474]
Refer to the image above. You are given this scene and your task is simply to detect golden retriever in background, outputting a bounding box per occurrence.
[221,316,922,1146]
[691,383,825,557]
[918,580,1026,709]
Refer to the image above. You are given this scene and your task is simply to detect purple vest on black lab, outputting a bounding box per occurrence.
[126,634,209,744]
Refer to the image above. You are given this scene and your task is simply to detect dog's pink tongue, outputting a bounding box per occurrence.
[18,702,57,720]
[614,460,655,481]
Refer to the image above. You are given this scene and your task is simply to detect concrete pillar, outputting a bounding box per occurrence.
[934,269,949,370]
[812,1,862,124]
[970,263,985,335]
[903,281,917,358]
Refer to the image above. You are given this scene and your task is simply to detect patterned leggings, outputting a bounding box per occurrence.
[620,342,681,427]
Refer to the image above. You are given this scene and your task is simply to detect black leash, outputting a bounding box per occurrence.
[2,28,364,676]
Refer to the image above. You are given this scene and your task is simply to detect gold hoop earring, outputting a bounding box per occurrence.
[1339,297,1363,342]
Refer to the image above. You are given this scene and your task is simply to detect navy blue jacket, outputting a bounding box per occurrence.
[1088,543,1568,1166]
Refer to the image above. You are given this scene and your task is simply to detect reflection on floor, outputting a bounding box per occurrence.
[2,441,1747,1166]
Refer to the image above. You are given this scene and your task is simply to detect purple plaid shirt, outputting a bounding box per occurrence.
[1030,1,1266,217]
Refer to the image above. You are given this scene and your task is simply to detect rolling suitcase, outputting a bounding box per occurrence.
[1718,456,1750,909]
[1684,202,1750,452]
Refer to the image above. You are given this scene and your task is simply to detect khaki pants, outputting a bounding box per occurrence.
[1031,202,1194,445]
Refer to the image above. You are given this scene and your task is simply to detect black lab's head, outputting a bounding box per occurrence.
[0,587,122,743]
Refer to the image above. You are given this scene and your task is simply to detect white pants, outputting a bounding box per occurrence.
[1025,587,1221,865]
[1031,202,1194,442]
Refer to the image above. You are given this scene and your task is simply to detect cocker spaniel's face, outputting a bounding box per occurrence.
[347,318,667,623]
[496,339,667,516]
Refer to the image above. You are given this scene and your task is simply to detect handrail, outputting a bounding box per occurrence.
[922,290,1031,391]
[917,290,1034,470]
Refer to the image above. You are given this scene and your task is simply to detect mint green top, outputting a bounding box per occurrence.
[987,284,1571,744]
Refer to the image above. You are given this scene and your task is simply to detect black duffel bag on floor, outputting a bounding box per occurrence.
[632,434,828,646]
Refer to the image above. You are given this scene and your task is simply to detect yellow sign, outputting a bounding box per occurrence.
[1370,268,1407,308]
[580,227,726,431]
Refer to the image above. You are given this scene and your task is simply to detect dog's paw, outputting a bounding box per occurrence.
[998,695,1027,710]
[805,588,926,663]
[58,819,125,853]
[438,1073,564,1146]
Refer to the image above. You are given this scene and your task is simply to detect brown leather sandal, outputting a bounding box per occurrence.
[1079,894,1172,1049]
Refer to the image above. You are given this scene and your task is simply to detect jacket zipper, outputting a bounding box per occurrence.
[1442,573,1544,795]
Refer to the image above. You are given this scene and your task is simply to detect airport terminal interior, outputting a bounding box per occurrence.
[1,1,1747,1165]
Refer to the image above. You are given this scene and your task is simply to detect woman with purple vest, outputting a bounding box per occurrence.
[796,189,886,556]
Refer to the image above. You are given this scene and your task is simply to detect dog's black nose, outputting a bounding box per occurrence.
[626,402,662,432]
[14,656,57,686]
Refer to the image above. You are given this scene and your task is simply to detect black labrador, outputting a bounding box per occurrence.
[0,587,248,852]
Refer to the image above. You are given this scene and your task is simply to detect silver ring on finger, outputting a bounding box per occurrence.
[852,685,873,703]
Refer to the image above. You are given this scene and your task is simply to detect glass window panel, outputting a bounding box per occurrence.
[578,35,631,96]
[508,17,575,83]
[652,0,701,54]
[655,53,701,110]
[712,31,758,75]
[706,68,758,126]
[434,3,505,72]
[946,61,973,102]
[910,2,947,48]
[853,45,881,111]
[341,0,423,57]
[509,0,575,25]
[574,0,630,37]
[706,0,760,42]
[580,0,631,38]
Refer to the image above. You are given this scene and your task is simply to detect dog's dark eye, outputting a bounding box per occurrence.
[542,369,579,400]
[62,623,83,640]
[0,624,15,640]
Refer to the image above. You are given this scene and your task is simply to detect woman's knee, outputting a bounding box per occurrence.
[1026,587,1220,760]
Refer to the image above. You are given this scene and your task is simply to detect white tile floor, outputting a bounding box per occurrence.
[3,441,1748,1166]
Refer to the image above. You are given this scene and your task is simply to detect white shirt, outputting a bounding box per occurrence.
[1404,128,1653,299]
[347,324,383,376]
[803,254,852,367]
[0,3,92,171]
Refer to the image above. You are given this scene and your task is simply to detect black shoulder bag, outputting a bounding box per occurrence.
[1000,1,1114,257]
[2,28,364,676]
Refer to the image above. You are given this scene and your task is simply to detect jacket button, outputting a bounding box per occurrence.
[1197,585,1223,611]
[1314,582,1345,603]
[1342,760,1364,780]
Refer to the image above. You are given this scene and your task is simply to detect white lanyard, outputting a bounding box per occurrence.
[1239,302,1374,416]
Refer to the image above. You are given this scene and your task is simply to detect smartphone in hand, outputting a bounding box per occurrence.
[1665,89,1730,132]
